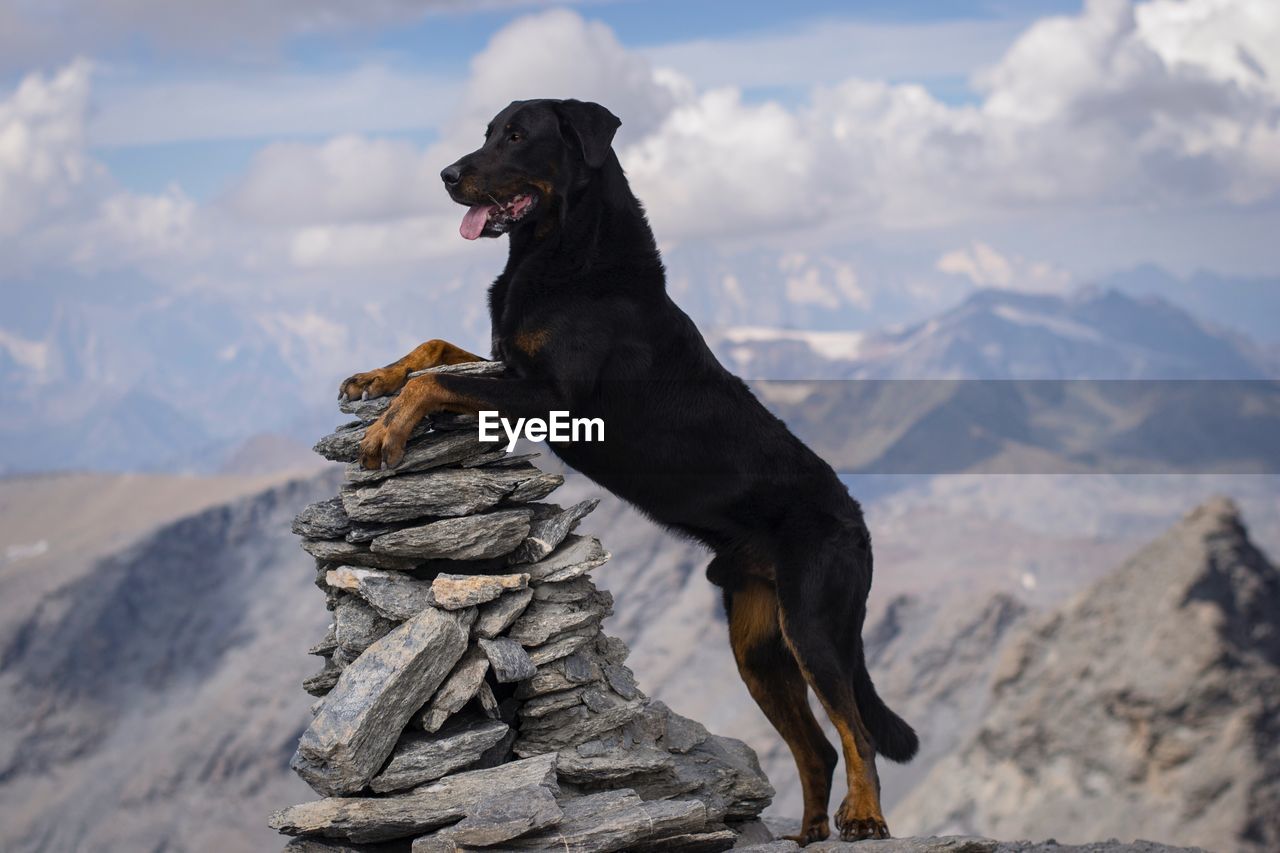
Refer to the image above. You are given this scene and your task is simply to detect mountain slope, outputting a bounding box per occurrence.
[0,472,337,853]
[893,498,1280,852]
[715,287,1279,381]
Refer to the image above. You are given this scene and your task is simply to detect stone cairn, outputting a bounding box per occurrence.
[270,362,778,852]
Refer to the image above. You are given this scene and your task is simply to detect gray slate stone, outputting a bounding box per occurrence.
[556,745,675,784]
[312,421,368,462]
[431,572,529,610]
[527,631,597,666]
[327,568,435,621]
[333,596,396,655]
[514,700,646,757]
[475,679,500,719]
[369,717,510,793]
[661,708,711,754]
[519,534,609,580]
[344,430,492,485]
[638,729,775,822]
[473,587,534,639]
[504,789,708,853]
[344,522,404,544]
[370,510,533,561]
[531,576,596,603]
[511,499,599,563]
[563,652,599,683]
[463,451,540,468]
[410,784,562,851]
[303,661,341,697]
[302,538,421,571]
[636,830,738,852]
[603,664,641,700]
[283,838,406,853]
[519,687,585,719]
[478,636,537,683]
[419,646,490,733]
[514,653,603,699]
[292,607,475,795]
[406,360,505,379]
[342,468,561,522]
[293,497,353,539]
[506,598,609,646]
[270,754,558,844]
[582,684,629,713]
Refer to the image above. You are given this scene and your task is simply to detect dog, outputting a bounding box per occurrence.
[339,99,918,844]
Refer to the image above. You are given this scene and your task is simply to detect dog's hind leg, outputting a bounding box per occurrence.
[339,339,484,401]
[774,520,900,842]
[725,575,838,845]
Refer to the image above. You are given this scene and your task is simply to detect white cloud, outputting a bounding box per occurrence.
[622,0,1280,241]
[0,61,196,274]
[7,2,1280,294]
[451,8,680,148]
[228,135,445,226]
[0,60,100,236]
[936,242,1073,294]
[224,8,688,266]
[623,88,814,239]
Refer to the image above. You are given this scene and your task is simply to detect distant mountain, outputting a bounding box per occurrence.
[0,472,336,853]
[894,497,1280,852]
[1103,265,1280,347]
[3,270,1276,475]
[713,287,1279,381]
[763,373,1280,476]
[0,274,489,475]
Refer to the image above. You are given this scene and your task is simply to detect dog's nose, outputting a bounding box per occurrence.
[441,165,462,186]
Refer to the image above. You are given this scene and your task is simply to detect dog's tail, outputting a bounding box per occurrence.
[853,656,919,763]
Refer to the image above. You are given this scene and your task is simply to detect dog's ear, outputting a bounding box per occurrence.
[553,100,621,169]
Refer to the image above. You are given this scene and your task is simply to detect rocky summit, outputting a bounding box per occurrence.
[270,362,775,852]
[894,497,1280,852]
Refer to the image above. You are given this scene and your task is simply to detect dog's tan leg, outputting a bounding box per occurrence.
[728,578,838,846]
[339,339,484,401]
[778,611,889,841]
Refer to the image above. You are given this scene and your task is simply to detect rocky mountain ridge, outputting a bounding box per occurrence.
[713,287,1279,381]
[895,497,1280,852]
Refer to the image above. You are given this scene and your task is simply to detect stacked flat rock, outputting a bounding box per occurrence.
[271,361,774,852]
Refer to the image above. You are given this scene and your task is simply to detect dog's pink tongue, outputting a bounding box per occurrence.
[460,204,495,240]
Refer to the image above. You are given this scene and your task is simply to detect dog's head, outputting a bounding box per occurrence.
[441,99,620,240]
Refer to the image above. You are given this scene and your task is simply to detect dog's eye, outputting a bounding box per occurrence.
[508,131,524,143]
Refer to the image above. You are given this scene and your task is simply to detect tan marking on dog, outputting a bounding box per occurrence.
[514,328,551,357]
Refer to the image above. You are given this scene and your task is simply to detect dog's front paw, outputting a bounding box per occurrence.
[358,413,413,470]
[835,797,889,841]
[339,367,407,402]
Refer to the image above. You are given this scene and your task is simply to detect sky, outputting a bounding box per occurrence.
[1,0,1279,312]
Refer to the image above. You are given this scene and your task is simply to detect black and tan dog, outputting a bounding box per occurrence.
[339,99,917,843]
